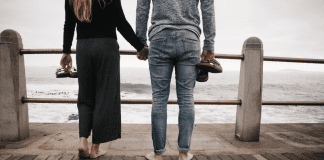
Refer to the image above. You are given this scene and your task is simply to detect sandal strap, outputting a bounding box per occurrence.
[56,67,68,73]
[207,58,220,65]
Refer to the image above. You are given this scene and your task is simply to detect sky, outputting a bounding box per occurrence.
[1,0,324,71]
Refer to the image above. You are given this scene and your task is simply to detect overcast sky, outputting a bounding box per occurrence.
[1,0,324,71]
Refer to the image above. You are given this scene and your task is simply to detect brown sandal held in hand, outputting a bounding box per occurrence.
[196,58,222,73]
[196,69,208,82]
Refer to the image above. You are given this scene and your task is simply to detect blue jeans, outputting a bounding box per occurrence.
[149,29,200,154]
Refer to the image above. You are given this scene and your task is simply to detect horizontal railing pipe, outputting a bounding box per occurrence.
[262,101,324,106]
[214,54,244,60]
[263,56,324,64]
[21,98,324,106]
[20,49,71,54]
[21,98,242,105]
[20,49,137,55]
[20,49,244,59]
[20,49,324,63]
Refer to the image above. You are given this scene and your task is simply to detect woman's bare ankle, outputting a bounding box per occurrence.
[78,137,89,157]
[91,144,100,153]
[79,137,88,148]
[92,143,100,148]
[90,144,106,158]
[80,137,88,143]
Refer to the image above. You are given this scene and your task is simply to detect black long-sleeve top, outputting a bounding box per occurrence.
[63,0,144,53]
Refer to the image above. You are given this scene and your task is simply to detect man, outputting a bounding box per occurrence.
[136,0,221,159]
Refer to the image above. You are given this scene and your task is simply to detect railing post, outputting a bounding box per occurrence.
[0,41,11,147]
[0,29,29,141]
[0,42,6,148]
[235,37,263,141]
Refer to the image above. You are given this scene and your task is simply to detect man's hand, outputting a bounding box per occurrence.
[137,46,149,61]
[200,50,215,62]
[60,53,72,69]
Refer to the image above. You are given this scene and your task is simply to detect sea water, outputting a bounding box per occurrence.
[25,66,324,124]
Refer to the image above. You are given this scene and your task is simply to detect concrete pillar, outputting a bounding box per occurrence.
[0,41,11,146]
[235,37,263,142]
[0,29,29,141]
[0,42,10,149]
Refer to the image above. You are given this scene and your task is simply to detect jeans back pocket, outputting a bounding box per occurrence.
[149,38,167,65]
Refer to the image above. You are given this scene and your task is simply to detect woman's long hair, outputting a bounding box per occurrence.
[69,0,112,23]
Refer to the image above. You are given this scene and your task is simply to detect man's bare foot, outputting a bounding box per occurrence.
[90,144,106,159]
[179,152,193,160]
[78,137,90,158]
[145,152,163,160]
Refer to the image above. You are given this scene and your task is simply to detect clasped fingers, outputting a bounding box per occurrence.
[137,46,149,61]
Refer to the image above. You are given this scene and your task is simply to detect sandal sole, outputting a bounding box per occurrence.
[196,63,222,73]
[196,70,208,82]
[70,73,78,78]
[56,73,70,78]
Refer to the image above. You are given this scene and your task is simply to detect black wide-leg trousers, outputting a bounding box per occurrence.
[76,37,121,144]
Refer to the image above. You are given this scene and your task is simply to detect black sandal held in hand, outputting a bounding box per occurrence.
[56,67,70,78]
[196,58,222,73]
[56,66,78,78]
[69,67,78,78]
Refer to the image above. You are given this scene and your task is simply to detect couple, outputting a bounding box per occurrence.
[61,0,220,159]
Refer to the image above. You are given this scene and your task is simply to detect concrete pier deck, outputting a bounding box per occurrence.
[0,123,324,160]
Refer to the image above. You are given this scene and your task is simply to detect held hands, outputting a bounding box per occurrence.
[60,53,72,69]
[137,46,149,61]
[200,50,215,62]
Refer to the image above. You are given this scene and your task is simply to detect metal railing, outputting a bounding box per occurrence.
[21,49,324,63]
[20,49,324,106]
[21,98,324,106]
[1,29,323,142]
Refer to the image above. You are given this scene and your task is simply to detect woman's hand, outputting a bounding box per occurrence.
[137,46,149,61]
[60,53,72,69]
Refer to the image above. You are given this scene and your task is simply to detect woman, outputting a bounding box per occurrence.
[61,0,148,158]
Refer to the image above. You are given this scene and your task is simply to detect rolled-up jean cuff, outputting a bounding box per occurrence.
[177,146,190,153]
[154,148,166,155]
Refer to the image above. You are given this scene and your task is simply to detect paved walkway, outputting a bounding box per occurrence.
[1,152,324,160]
[1,123,324,160]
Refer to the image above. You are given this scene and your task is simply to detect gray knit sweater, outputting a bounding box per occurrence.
[136,0,215,50]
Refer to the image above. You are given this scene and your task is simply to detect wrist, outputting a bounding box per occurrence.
[203,45,214,51]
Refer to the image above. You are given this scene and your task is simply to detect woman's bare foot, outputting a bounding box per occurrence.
[90,144,106,159]
[179,152,193,160]
[78,137,90,158]
[145,152,163,160]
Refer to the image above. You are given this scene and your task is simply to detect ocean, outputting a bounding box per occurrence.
[25,65,324,124]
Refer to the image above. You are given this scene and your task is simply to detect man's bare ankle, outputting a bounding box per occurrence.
[155,153,162,156]
[179,151,188,156]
